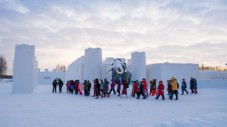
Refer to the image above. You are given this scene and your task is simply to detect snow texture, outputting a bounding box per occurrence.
[12,44,38,93]
[131,51,146,81]
[0,79,227,127]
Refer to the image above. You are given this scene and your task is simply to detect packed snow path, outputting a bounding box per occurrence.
[0,82,226,127]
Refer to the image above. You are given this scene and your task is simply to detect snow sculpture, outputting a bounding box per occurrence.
[12,44,38,93]
[107,58,132,86]
[131,51,146,81]
[84,48,102,82]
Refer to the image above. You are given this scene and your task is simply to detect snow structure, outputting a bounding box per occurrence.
[84,48,102,82]
[147,63,199,86]
[102,57,114,82]
[12,44,38,93]
[38,69,65,85]
[66,56,84,82]
[131,51,146,81]
[199,70,227,79]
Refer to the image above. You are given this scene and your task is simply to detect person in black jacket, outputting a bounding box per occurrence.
[52,79,58,93]
[95,78,101,99]
[58,79,64,93]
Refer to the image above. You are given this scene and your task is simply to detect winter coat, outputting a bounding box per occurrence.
[58,79,63,87]
[193,79,197,89]
[142,80,147,90]
[171,77,178,91]
[122,80,127,94]
[95,79,101,95]
[167,83,172,93]
[52,80,57,86]
[84,80,89,91]
[157,81,164,95]
[190,79,194,89]
[151,79,156,90]
[133,82,139,93]
[181,81,187,90]
[74,81,79,91]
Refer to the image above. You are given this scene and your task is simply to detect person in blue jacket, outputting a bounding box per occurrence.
[181,79,188,95]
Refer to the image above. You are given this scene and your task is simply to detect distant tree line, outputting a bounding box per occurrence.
[0,55,8,78]
[199,64,227,71]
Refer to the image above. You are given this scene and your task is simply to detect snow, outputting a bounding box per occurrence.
[0,79,227,127]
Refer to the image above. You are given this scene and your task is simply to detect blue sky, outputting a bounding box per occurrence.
[0,0,227,74]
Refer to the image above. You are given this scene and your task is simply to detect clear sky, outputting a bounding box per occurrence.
[0,0,227,75]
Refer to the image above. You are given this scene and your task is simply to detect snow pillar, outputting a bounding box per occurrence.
[131,51,146,81]
[84,48,102,82]
[12,44,38,93]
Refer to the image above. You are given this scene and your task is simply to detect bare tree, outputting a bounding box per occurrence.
[0,55,7,78]
[56,64,66,72]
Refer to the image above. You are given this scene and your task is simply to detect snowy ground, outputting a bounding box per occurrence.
[0,80,227,127]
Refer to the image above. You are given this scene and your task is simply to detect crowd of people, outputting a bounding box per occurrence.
[52,77,198,100]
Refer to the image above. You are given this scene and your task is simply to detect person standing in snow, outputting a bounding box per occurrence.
[84,80,89,96]
[142,78,148,97]
[156,81,165,100]
[103,78,109,97]
[52,79,58,93]
[95,78,101,99]
[193,78,198,94]
[100,79,104,96]
[74,80,79,95]
[181,79,188,95]
[190,77,194,94]
[171,77,178,100]
[167,80,173,100]
[88,80,91,96]
[58,79,64,93]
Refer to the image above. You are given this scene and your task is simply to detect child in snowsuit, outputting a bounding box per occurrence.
[142,78,148,97]
[69,80,74,94]
[79,82,84,95]
[156,81,165,100]
[181,79,188,95]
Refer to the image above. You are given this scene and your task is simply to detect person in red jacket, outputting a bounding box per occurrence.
[142,78,148,97]
[156,81,165,100]
[74,80,79,95]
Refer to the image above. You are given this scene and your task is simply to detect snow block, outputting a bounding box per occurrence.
[12,44,38,93]
[84,48,102,82]
[38,69,65,85]
[147,63,199,86]
[131,51,146,81]
[66,56,84,82]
